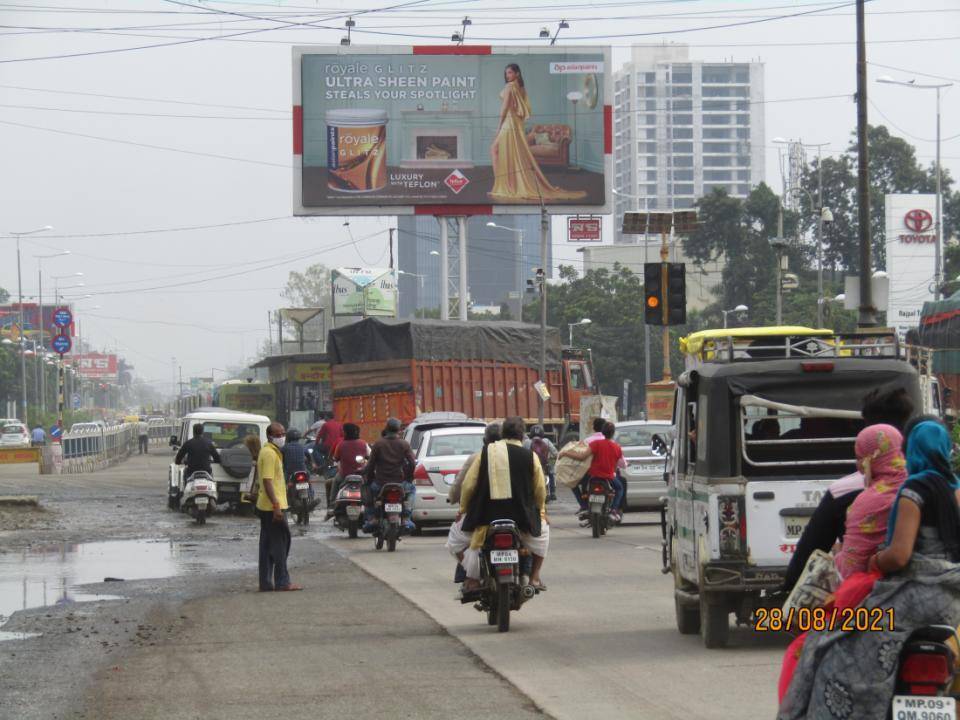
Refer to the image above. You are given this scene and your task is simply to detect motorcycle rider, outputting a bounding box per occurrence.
[529,425,558,502]
[459,416,549,592]
[362,418,416,533]
[325,422,369,519]
[281,428,313,501]
[559,420,626,523]
[174,423,221,495]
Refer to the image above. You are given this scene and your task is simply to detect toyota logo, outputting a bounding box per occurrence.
[904,209,933,233]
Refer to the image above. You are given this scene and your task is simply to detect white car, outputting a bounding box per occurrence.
[168,408,270,509]
[1,423,31,448]
[411,426,486,531]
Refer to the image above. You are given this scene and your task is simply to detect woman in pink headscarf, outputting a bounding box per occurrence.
[835,423,908,579]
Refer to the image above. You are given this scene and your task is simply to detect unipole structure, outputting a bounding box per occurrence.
[539,205,548,426]
[15,235,27,426]
[457,217,468,321]
[855,0,876,327]
[438,218,449,320]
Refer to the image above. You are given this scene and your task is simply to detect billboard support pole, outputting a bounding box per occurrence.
[438,217,449,320]
[538,205,548,426]
[457,217,468,321]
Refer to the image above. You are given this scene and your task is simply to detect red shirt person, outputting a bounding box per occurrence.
[316,414,344,454]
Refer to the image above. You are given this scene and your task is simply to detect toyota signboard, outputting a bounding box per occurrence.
[886,193,938,333]
[293,46,612,216]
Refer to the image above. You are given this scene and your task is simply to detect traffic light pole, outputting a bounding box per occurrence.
[660,232,671,383]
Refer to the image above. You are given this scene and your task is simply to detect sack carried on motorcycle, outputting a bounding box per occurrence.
[782,549,840,615]
[554,441,592,489]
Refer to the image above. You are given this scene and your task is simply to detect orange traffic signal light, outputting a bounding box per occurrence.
[646,296,660,309]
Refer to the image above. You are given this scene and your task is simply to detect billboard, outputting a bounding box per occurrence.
[886,194,937,333]
[293,46,612,216]
[0,304,71,342]
[77,353,118,380]
[331,267,397,317]
[568,217,602,242]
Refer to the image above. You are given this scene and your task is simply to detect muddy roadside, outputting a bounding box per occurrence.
[0,455,546,720]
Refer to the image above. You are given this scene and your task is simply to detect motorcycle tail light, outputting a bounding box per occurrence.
[413,463,432,486]
[492,533,514,549]
[496,567,513,576]
[591,482,606,495]
[900,653,952,695]
[384,488,404,504]
[293,471,308,483]
[345,490,361,500]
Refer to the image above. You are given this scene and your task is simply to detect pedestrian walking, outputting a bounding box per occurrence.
[256,421,301,592]
[137,418,149,454]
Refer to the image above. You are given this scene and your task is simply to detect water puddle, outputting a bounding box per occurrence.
[0,539,202,634]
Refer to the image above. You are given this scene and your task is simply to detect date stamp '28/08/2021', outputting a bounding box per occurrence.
[754,606,895,633]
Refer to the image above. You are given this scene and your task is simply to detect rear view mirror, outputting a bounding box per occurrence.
[651,434,668,457]
[169,434,178,447]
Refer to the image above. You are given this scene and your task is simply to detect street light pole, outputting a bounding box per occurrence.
[486,222,525,320]
[877,76,952,300]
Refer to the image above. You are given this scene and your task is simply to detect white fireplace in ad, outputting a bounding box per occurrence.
[400,110,475,169]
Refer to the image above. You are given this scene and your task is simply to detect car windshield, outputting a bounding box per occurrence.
[616,426,668,447]
[2,425,23,434]
[425,433,484,457]
[201,422,260,448]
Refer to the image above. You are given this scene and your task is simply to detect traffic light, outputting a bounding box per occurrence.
[667,262,686,325]
[644,262,686,326]
[644,262,663,326]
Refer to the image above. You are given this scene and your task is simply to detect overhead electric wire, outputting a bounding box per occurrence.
[0,102,288,121]
[869,99,960,144]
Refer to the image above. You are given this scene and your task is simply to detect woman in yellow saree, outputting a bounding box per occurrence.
[488,64,587,203]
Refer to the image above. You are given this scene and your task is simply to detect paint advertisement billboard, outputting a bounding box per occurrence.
[293,46,612,216]
[331,267,397,317]
[77,353,118,380]
[886,193,937,333]
[0,304,71,342]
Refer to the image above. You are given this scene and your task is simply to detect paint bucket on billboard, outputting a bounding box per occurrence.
[325,109,388,193]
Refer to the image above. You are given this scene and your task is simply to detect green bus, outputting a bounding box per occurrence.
[214,381,277,420]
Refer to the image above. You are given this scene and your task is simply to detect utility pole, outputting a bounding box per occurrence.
[539,205,548,426]
[659,229,672,382]
[776,205,784,325]
[388,227,395,270]
[855,0,876,327]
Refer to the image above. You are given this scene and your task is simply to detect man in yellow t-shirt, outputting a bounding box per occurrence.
[256,422,301,592]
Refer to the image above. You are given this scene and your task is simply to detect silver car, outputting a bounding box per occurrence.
[617,421,672,512]
[411,426,486,530]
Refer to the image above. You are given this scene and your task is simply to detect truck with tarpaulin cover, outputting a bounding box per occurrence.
[326,318,599,442]
[918,292,960,423]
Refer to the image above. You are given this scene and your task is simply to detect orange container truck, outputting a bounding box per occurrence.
[327,318,599,442]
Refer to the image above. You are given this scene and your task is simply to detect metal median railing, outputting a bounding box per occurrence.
[61,423,138,470]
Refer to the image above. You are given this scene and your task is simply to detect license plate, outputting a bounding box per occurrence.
[384,503,403,513]
[632,464,662,473]
[346,505,361,517]
[490,549,518,565]
[295,482,309,490]
[589,494,606,503]
[195,497,208,507]
[891,696,956,719]
[784,516,811,539]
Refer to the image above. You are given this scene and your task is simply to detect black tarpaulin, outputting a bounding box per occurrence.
[328,318,562,369]
[919,292,960,373]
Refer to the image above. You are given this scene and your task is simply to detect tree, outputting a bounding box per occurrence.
[0,286,8,304]
[282,263,332,308]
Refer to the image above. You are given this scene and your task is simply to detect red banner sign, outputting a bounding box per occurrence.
[77,353,118,380]
[568,217,602,242]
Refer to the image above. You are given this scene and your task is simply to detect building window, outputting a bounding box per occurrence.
[640,142,658,153]
[672,99,693,112]
[673,184,695,195]
[644,183,658,195]
[703,142,733,154]
[736,184,752,195]
[704,156,732,167]
[671,156,694,168]
[671,86,692,97]
[644,72,656,83]
[673,114,693,125]
[647,171,657,181]
[673,142,694,154]
[736,114,750,126]
[646,100,657,111]
[646,128,657,139]
[674,197,695,209]
[704,170,733,181]
[703,183,732,195]
[672,127,693,139]
[702,67,735,84]
[703,128,734,139]
[736,128,750,139]
[703,115,731,125]
[736,170,751,181]
[673,169,694,181]
[735,71,750,83]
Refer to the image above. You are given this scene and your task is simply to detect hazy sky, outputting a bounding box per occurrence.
[1,0,957,392]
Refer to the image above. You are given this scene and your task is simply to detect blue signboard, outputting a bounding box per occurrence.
[51,333,71,355]
[53,307,73,328]
[50,426,62,439]
[71,393,81,410]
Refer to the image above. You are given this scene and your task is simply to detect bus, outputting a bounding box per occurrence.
[214,381,277,420]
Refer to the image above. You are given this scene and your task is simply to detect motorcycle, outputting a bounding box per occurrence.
[287,469,318,526]
[372,482,406,552]
[587,477,615,539]
[181,470,217,525]
[332,473,364,538]
[461,519,538,633]
[889,624,959,718]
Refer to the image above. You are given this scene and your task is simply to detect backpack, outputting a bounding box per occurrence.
[531,437,551,468]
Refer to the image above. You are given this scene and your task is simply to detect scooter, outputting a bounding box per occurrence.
[181,470,217,525]
[889,624,959,718]
[460,519,538,633]
[288,469,318,526]
[331,473,364,538]
[372,482,406,552]
[587,478,615,539]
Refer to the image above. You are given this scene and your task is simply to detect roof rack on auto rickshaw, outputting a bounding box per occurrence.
[678,326,901,368]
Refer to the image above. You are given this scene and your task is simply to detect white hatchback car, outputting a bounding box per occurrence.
[411,426,486,531]
[0,423,30,448]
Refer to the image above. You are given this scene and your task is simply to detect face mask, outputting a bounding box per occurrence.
[272,437,286,449]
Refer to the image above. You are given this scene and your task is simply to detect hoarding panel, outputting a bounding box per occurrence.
[77,353,118,380]
[886,193,937,333]
[293,46,612,216]
[331,267,397,317]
